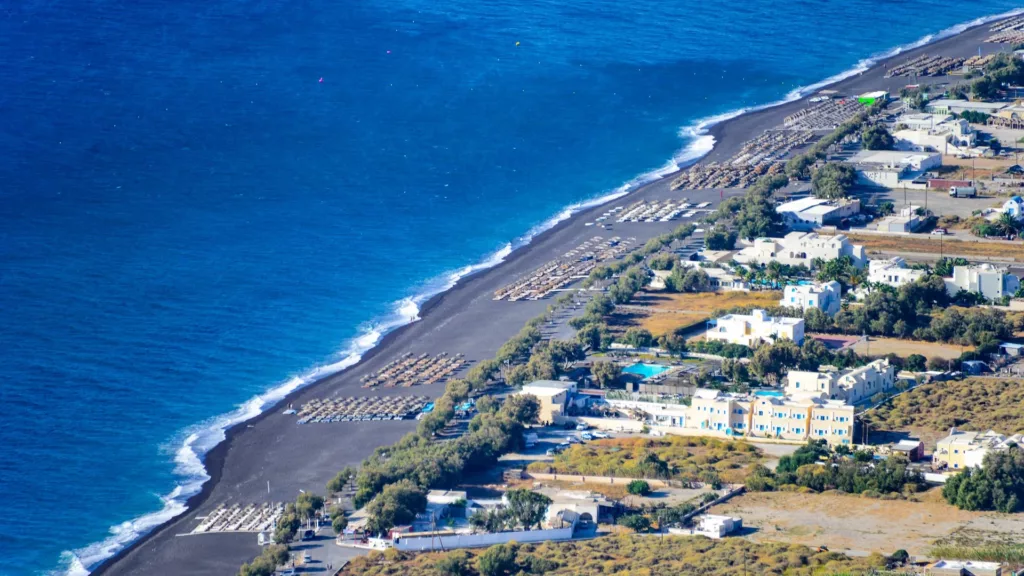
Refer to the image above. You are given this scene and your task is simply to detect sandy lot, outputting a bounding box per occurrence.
[849,337,972,360]
[711,489,1024,558]
[844,232,1024,261]
[629,290,781,336]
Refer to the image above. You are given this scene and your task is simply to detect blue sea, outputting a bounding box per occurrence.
[1,1,1022,574]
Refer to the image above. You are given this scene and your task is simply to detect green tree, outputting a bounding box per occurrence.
[905,354,926,372]
[477,542,520,576]
[812,163,857,199]
[705,226,737,250]
[327,466,357,493]
[295,492,325,521]
[627,479,652,496]
[331,508,348,534]
[590,361,622,388]
[365,479,427,535]
[622,327,654,349]
[435,550,474,576]
[500,394,540,424]
[505,489,553,530]
[861,125,894,150]
[750,339,801,385]
[617,514,652,532]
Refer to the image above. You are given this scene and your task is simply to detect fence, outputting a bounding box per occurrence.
[389,525,575,552]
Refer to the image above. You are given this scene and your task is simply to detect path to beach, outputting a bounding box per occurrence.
[94,15,1014,576]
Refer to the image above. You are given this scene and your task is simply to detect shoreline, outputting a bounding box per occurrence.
[89,9,1021,576]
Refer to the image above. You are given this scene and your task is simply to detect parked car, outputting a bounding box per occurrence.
[580,432,594,441]
[931,228,947,235]
[566,436,582,444]
[575,423,589,431]
[592,431,609,439]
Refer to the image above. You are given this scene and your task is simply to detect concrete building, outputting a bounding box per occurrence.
[925,99,1008,116]
[749,394,854,445]
[866,256,926,288]
[934,429,1024,471]
[674,262,750,292]
[693,515,742,539]
[780,280,842,316]
[733,231,866,269]
[786,358,896,405]
[878,204,925,233]
[925,559,1004,576]
[848,150,942,190]
[989,104,1024,129]
[706,309,805,347]
[605,388,855,446]
[775,197,861,231]
[517,380,575,425]
[944,264,1021,301]
[894,114,976,155]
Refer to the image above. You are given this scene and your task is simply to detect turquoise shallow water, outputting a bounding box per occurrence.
[2,1,1023,574]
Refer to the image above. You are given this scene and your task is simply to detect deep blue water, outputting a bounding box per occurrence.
[2,0,1022,573]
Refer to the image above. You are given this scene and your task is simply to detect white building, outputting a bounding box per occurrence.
[894,113,976,156]
[706,309,805,347]
[848,150,942,190]
[944,264,1021,301]
[775,197,861,231]
[733,231,866,269]
[780,281,841,316]
[878,204,925,233]
[866,256,925,288]
[786,358,896,404]
[925,99,1008,116]
[1002,195,1024,220]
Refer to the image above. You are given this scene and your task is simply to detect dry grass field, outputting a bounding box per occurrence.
[843,232,1024,261]
[711,489,1024,558]
[846,336,972,360]
[862,377,1024,442]
[629,290,782,336]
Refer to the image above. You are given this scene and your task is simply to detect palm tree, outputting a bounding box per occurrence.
[998,211,1019,235]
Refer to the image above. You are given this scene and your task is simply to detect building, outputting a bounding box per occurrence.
[775,197,861,231]
[517,380,576,424]
[878,204,925,233]
[866,256,926,288]
[605,388,855,446]
[733,231,866,269]
[786,358,896,404]
[857,90,889,106]
[925,559,1004,576]
[925,99,1008,116]
[1002,195,1024,220]
[780,281,842,316]
[706,309,805,347]
[944,264,1021,301]
[673,262,750,291]
[989,104,1024,129]
[894,114,976,155]
[693,515,742,539]
[848,150,942,189]
[934,429,1024,470]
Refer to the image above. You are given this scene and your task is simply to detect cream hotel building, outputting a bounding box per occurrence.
[607,387,855,446]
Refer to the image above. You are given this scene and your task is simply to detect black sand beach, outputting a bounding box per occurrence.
[93,16,1011,576]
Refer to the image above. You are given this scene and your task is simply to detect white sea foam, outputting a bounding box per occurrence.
[60,7,1024,574]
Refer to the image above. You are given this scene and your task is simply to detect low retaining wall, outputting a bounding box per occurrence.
[524,472,673,488]
[392,526,574,551]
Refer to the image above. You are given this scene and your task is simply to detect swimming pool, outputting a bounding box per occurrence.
[754,390,784,397]
[622,362,671,379]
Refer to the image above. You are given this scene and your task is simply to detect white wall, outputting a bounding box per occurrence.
[393,526,575,551]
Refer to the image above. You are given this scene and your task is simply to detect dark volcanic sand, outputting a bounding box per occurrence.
[94,18,1008,576]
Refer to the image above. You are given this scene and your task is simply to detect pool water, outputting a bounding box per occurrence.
[622,362,671,379]
[754,390,785,397]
